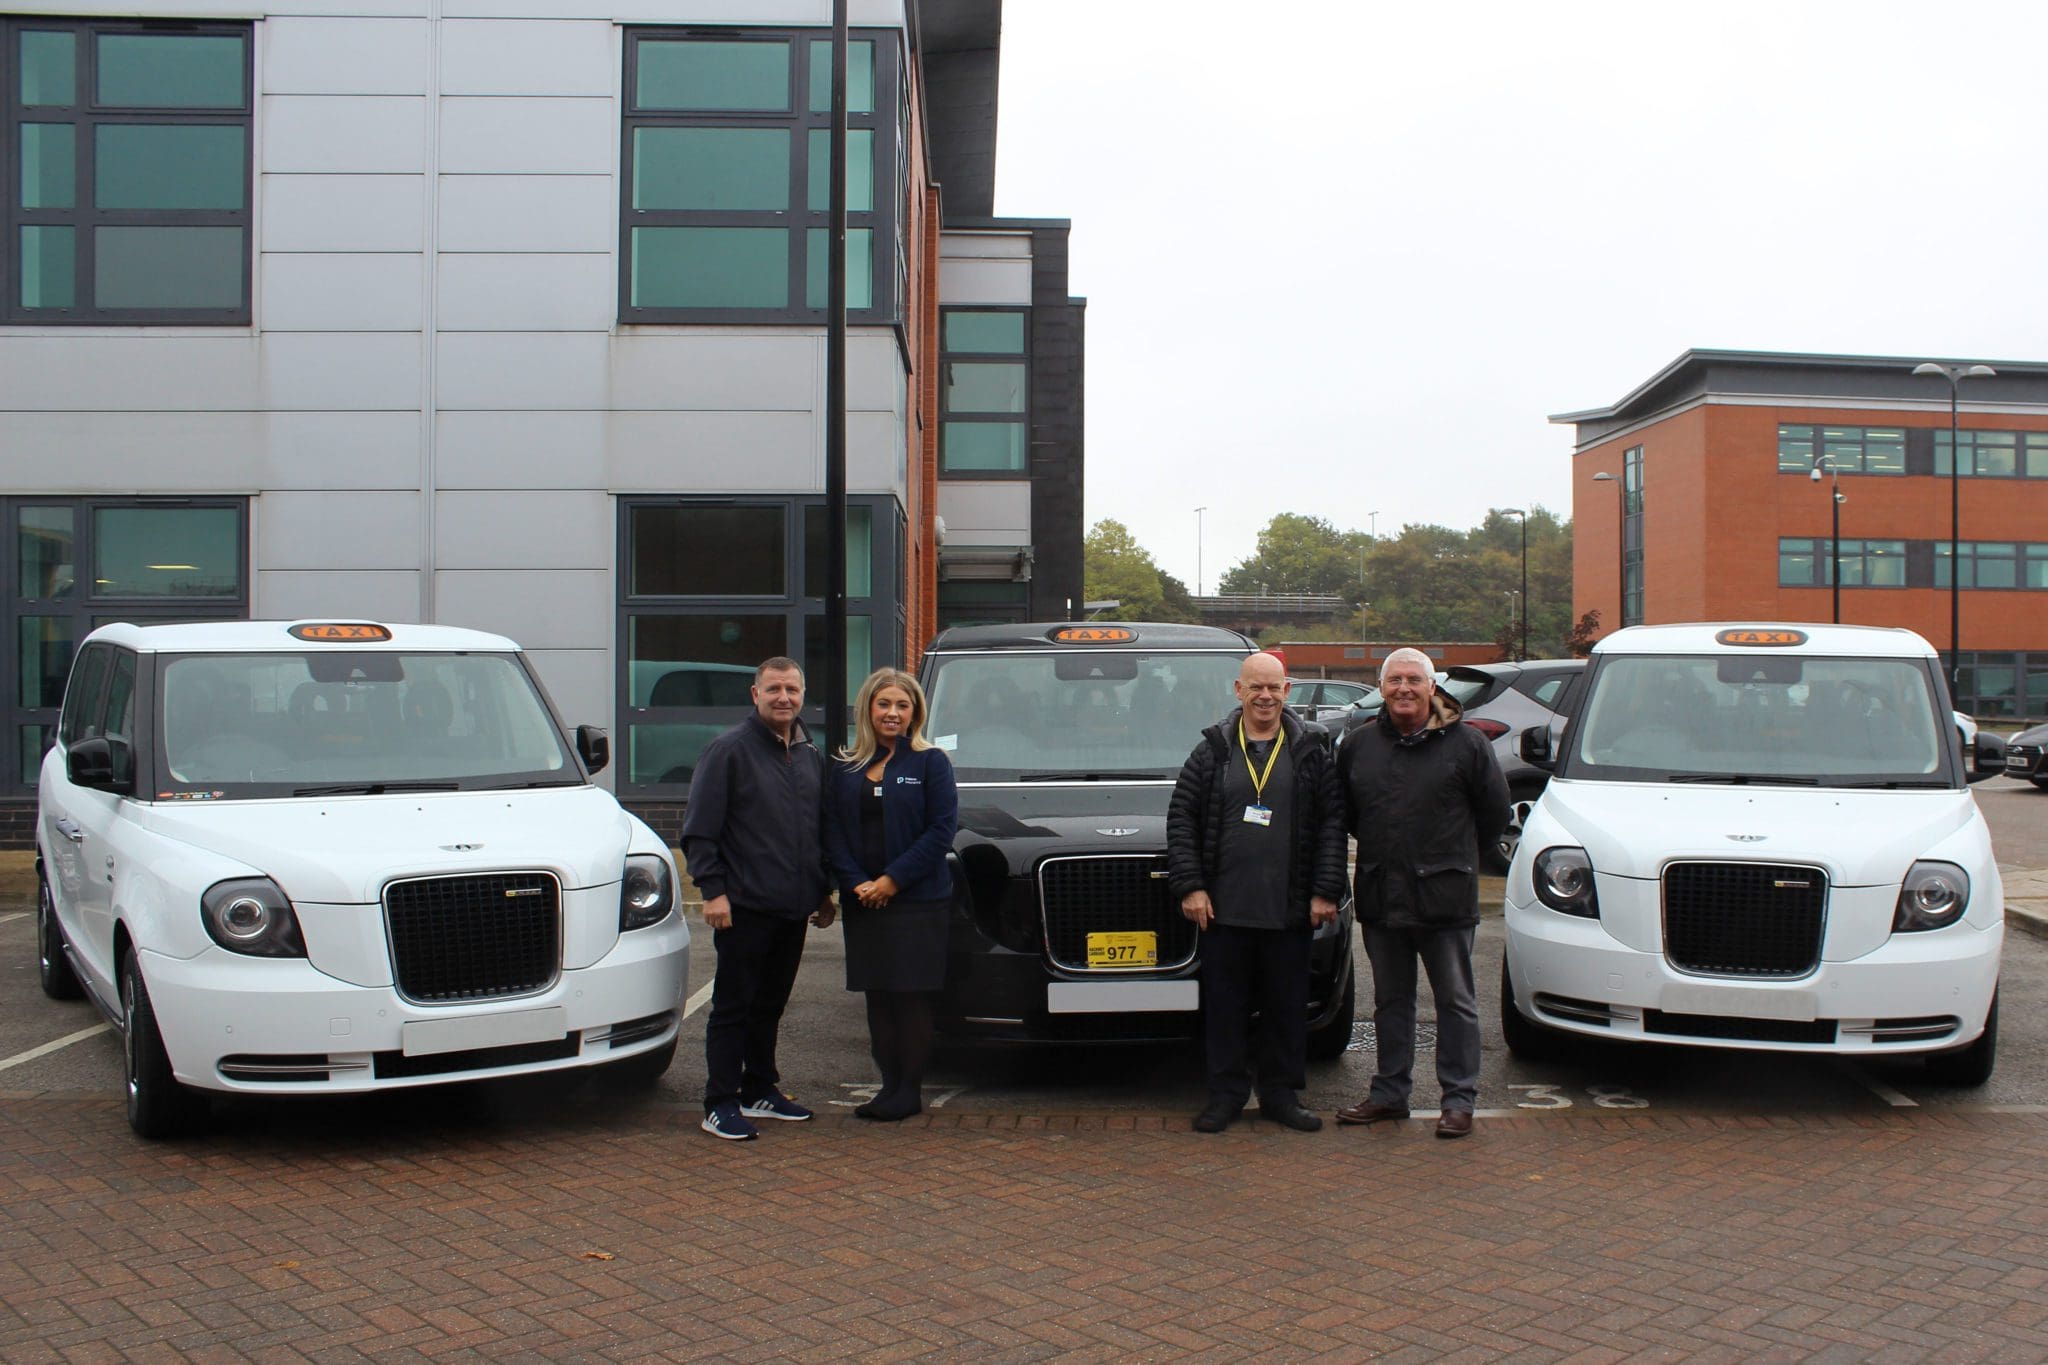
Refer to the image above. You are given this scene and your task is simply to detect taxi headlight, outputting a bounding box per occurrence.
[620,855,674,931]
[1532,846,1599,918]
[201,878,306,957]
[1894,860,1969,932]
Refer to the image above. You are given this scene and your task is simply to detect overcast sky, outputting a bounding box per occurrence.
[991,0,2048,593]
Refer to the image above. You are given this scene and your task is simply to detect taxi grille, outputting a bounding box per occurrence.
[1038,855,1195,973]
[1662,861,1826,978]
[386,872,561,1003]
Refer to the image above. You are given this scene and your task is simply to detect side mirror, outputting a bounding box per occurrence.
[66,737,134,794]
[1967,731,2006,784]
[576,724,610,775]
[1518,725,1554,772]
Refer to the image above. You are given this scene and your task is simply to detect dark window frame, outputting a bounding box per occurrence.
[3,17,254,324]
[1622,444,1643,626]
[4,495,249,795]
[1776,537,1907,588]
[616,25,902,326]
[615,493,903,796]
[1934,429,2048,479]
[938,304,1031,480]
[1777,424,1906,477]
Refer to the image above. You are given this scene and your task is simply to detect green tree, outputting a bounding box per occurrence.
[1083,519,1197,622]
[1216,514,1369,600]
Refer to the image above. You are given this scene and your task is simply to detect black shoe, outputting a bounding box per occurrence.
[856,1088,923,1122]
[1192,1099,1241,1133]
[1259,1099,1324,1133]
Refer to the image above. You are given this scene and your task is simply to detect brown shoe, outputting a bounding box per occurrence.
[1335,1099,1410,1126]
[1435,1109,1473,1139]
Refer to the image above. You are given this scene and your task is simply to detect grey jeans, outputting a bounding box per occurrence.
[1362,924,1480,1113]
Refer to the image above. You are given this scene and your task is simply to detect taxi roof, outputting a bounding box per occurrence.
[1592,622,1938,659]
[82,619,522,653]
[925,621,1256,652]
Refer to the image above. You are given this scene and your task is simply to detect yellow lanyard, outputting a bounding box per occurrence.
[1237,722,1284,804]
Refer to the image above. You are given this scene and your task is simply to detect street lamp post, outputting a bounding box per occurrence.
[1193,506,1207,598]
[1592,472,1622,630]
[1497,507,1528,660]
[1912,361,1997,692]
[1810,456,1845,623]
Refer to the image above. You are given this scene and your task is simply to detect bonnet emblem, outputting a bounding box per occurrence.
[1096,828,1139,837]
[440,843,484,852]
[1726,834,1766,843]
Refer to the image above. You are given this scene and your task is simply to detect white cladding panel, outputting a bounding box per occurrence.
[937,258,1032,306]
[437,175,615,253]
[260,413,423,489]
[1,412,262,492]
[255,570,423,622]
[435,491,610,570]
[436,410,608,489]
[262,96,427,174]
[938,482,1032,544]
[439,0,904,21]
[437,254,614,331]
[262,334,426,410]
[262,175,425,253]
[263,17,430,95]
[260,253,425,332]
[605,334,818,412]
[601,411,819,491]
[439,97,616,175]
[441,19,616,96]
[0,338,260,411]
[437,571,611,650]
[436,333,611,410]
[257,492,423,570]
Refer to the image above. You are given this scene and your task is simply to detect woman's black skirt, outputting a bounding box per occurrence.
[842,896,948,993]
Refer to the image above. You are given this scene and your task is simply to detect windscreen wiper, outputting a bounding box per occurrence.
[1017,771,1169,782]
[477,778,585,790]
[291,781,462,796]
[1835,778,1950,789]
[1666,773,1821,786]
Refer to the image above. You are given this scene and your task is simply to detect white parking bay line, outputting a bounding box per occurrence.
[683,980,715,1020]
[0,1023,113,1075]
[1848,1065,1919,1108]
[0,911,27,926]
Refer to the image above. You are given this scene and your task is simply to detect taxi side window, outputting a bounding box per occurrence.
[59,645,112,746]
[103,652,137,746]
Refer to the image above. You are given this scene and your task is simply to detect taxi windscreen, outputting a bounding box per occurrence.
[1567,653,1950,784]
[925,650,1247,780]
[157,651,574,795]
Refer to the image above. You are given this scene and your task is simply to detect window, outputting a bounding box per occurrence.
[939,307,1030,475]
[619,28,901,324]
[1621,445,1643,626]
[1777,539,1906,587]
[1935,542,2019,590]
[1935,430,2048,478]
[3,19,253,323]
[1777,425,1904,476]
[5,497,248,795]
[617,496,901,791]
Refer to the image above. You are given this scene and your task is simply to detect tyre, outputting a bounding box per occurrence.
[1923,992,1997,1087]
[36,875,83,1001]
[1306,969,1356,1061]
[1483,790,1542,876]
[597,1035,678,1090]
[1499,953,1571,1064]
[121,952,208,1140]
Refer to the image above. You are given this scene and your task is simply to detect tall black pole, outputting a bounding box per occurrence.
[1518,516,1529,661]
[824,0,849,756]
[1830,466,1841,625]
[1614,485,1625,630]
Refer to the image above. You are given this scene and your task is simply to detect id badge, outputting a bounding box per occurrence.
[1242,804,1272,827]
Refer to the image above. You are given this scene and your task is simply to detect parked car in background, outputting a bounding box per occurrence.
[1286,677,1375,723]
[2001,718,2048,786]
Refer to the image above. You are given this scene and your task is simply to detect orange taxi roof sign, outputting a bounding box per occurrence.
[1051,626,1136,643]
[289,623,394,642]
[1714,628,1808,648]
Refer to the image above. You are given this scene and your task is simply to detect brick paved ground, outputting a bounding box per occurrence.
[2,1091,2045,1362]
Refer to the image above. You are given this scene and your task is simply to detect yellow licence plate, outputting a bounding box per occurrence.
[1086,931,1157,968]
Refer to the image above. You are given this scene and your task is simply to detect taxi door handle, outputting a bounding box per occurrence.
[53,816,83,843]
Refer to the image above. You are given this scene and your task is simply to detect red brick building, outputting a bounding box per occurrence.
[1555,350,2048,718]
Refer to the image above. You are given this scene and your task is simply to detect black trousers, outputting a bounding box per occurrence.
[1201,923,1311,1108]
[702,907,808,1109]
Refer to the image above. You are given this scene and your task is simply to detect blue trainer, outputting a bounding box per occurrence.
[740,1087,814,1122]
[701,1101,759,1141]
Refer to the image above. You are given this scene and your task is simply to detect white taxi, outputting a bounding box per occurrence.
[35,620,689,1138]
[1502,624,2002,1084]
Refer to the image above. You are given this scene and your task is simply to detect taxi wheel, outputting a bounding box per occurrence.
[36,875,83,1001]
[1923,992,1997,1087]
[1306,971,1356,1061]
[121,953,208,1140]
[598,1036,678,1090]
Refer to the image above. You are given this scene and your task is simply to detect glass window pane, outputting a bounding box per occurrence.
[945,362,1026,414]
[21,124,76,208]
[803,504,873,597]
[803,613,871,695]
[944,311,1026,353]
[627,722,725,786]
[943,422,1027,473]
[625,614,789,784]
[21,31,77,106]
[2027,435,2048,479]
[21,725,54,787]
[19,618,76,709]
[96,227,243,309]
[20,226,75,309]
[630,506,785,596]
[1977,433,2017,478]
[96,125,245,209]
[632,127,788,211]
[804,227,873,310]
[637,39,789,111]
[93,506,240,597]
[807,39,875,113]
[97,34,245,108]
[631,227,787,308]
[806,128,873,211]
[20,506,75,599]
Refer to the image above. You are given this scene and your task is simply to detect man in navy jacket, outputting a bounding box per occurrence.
[682,656,836,1141]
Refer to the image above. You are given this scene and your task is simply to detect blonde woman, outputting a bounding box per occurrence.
[821,668,959,1120]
